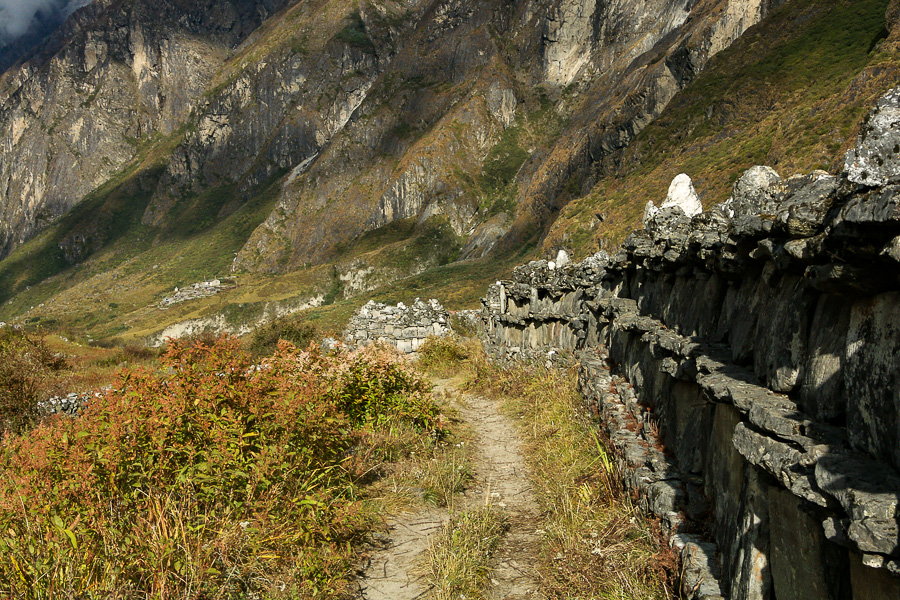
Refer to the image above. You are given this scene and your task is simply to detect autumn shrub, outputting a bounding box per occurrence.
[416,336,473,377]
[0,328,67,435]
[328,343,439,430]
[248,316,318,358]
[0,336,442,599]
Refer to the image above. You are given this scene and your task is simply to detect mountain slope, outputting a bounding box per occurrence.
[546,0,896,254]
[0,0,897,342]
[0,0,294,258]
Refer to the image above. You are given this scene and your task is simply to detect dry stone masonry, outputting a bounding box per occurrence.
[344,298,451,353]
[159,278,237,308]
[38,391,105,418]
[480,88,900,600]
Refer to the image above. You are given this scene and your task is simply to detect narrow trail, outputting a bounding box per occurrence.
[457,392,545,600]
[358,378,546,600]
[359,506,447,600]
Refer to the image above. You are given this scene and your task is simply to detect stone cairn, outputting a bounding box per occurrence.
[343,298,451,353]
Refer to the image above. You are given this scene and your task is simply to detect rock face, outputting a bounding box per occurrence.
[0,0,293,259]
[343,298,451,353]
[479,89,900,599]
[0,0,782,273]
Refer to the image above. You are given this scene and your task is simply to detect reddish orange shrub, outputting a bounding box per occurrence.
[0,336,442,598]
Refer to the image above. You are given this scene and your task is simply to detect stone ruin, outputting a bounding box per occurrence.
[343,298,451,353]
[159,278,237,308]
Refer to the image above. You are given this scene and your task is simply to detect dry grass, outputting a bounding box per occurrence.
[358,389,474,514]
[489,367,670,599]
[426,506,508,600]
[418,338,674,599]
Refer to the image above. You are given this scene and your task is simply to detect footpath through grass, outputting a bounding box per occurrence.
[418,337,673,599]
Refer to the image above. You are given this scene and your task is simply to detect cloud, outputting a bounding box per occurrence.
[0,0,92,46]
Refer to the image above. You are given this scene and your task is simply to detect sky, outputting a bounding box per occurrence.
[0,0,92,46]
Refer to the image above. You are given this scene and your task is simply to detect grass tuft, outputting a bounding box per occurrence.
[427,506,508,600]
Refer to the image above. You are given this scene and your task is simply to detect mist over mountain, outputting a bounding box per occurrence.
[0,0,91,71]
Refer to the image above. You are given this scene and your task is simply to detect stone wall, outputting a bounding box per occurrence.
[344,298,451,353]
[480,90,900,599]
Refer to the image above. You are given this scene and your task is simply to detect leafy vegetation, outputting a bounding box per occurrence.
[335,13,374,52]
[0,336,445,598]
[0,329,67,435]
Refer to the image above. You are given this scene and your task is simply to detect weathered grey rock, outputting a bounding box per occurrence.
[768,486,843,600]
[672,534,726,600]
[815,454,900,523]
[843,293,900,469]
[773,171,838,238]
[845,87,900,187]
[731,166,781,217]
[643,200,660,225]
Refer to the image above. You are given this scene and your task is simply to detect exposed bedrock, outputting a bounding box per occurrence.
[480,88,900,599]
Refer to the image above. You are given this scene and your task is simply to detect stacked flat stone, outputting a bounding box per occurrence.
[344,298,451,353]
[478,87,900,600]
[38,391,104,417]
[159,278,236,308]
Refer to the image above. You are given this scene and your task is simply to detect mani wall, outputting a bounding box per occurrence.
[480,88,900,600]
[343,298,451,353]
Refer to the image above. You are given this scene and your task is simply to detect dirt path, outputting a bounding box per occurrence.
[358,378,545,600]
[358,507,446,600]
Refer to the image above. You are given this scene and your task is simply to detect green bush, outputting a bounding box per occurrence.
[335,13,374,52]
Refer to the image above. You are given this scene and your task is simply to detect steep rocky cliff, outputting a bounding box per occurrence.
[0,0,292,258]
[0,0,783,270]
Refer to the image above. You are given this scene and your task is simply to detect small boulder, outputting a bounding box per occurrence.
[661,173,703,217]
[555,248,571,267]
[845,87,900,187]
[643,200,660,225]
[732,166,781,217]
